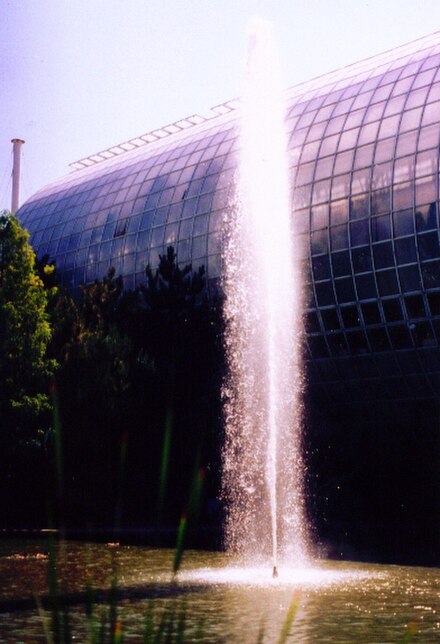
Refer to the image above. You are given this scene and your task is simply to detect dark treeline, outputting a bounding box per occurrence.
[1,211,438,563]
[1,215,224,534]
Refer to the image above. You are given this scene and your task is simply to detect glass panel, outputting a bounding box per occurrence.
[405,294,426,318]
[418,123,440,150]
[427,81,440,103]
[319,134,339,157]
[333,150,354,175]
[315,281,335,306]
[208,232,222,255]
[332,250,351,277]
[331,174,350,200]
[393,181,414,210]
[415,149,438,177]
[301,140,321,163]
[361,301,381,324]
[293,184,312,208]
[383,94,406,117]
[422,100,440,126]
[394,155,415,183]
[353,144,374,170]
[405,86,430,109]
[393,208,414,236]
[358,121,380,145]
[418,231,440,261]
[412,67,436,89]
[179,218,193,238]
[326,332,348,356]
[306,121,327,142]
[415,202,437,231]
[415,175,437,205]
[311,204,329,229]
[335,277,356,303]
[182,198,197,218]
[374,138,395,163]
[350,219,370,245]
[351,169,370,194]
[373,241,394,268]
[164,223,179,245]
[321,308,340,330]
[338,128,360,151]
[391,75,414,96]
[399,107,423,132]
[427,291,440,316]
[330,198,349,224]
[295,162,315,186]
[344,108,365,129]
[395,236,417,264]
[364,101,386,123]
[154,206,169,226]
[341,305,360,327]
[314,157,334,180]
[192,235,207,258]
[347,331,369,354]
[312,254,331,280]
[395,130,418,157]
[421,260,440,289]
[352,90,374,109]
[372,162,392,190]
[388,325,413,349]
[368,327,390,351]
[377,270,399,296]
[330,224,348,250]
[332,96,355,116]
[315,104,334,122]
[312,179,331,204]
[311,229,328,255]
[193,214,209,236]
[373,82,393,102]
[325,115,346,136]
[350,194,369,220]
[177,239,190,263]
[352,246,372,273]
[356,273,377,299]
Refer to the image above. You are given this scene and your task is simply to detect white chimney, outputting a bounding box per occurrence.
[11,138,25,213]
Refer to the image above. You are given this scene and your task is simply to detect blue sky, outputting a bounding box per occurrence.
[1,0,440,209]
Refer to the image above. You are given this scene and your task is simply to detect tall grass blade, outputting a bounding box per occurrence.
[173,515,187,575]
[35,593,53,644]
[142,601,155,644]
[277,592,301,644]
[156,407,173,543]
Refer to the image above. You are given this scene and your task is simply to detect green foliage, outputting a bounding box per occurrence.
[0,211,55,442]
[43,247,221,529]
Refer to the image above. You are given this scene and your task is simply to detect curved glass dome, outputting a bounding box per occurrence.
[18,32,440,405]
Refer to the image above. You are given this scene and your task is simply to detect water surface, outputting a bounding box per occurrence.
[0,540,438,642]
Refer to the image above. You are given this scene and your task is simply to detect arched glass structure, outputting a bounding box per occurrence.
[18,32,440,405]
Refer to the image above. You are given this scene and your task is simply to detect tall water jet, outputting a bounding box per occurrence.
[222,17,308,567]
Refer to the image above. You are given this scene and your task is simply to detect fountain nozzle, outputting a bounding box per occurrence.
[272,566,278,578]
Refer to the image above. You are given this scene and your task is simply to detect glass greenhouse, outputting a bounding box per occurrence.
[17,32,440,406]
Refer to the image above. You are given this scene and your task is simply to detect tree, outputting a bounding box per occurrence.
[0,211,55,444]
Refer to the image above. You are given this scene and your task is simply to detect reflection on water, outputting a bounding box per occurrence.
[0,540,439,642]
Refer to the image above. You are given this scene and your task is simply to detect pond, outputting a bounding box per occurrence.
[0,539,439,642]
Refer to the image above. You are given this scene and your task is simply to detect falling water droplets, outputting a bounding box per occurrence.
[221,16,309,567]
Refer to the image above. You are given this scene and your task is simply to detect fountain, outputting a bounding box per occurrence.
[221,17,309,570]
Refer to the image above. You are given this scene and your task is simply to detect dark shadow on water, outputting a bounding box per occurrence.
[0,581,210,614]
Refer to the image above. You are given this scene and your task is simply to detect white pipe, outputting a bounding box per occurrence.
[11,138,25,213]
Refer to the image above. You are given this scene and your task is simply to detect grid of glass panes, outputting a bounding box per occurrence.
[19,115,238,292]
[286,37,440,400]
[18,32,440,402]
